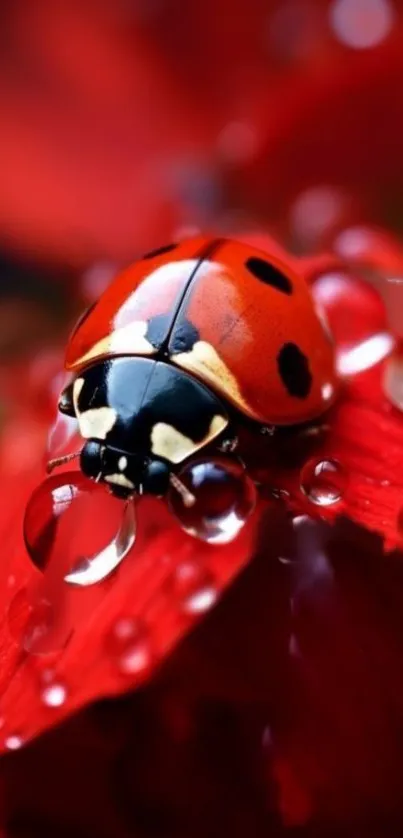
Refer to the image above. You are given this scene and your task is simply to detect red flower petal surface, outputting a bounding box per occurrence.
[0,235,401,756]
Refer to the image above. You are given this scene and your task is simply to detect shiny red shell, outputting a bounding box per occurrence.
[65,237,337,425]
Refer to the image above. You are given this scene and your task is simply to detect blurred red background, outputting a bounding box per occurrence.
[1,2,403,836]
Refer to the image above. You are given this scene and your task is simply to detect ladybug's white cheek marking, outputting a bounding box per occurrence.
[172,341,250,413]
[78,407,118,440]
[72,321,154,369]
[72,375,117,440]
[104,473,135,490]
[150,415,227,464]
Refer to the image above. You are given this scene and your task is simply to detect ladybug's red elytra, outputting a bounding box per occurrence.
[56,237,338,502]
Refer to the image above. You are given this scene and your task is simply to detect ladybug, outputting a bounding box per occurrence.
[55,237,337,500]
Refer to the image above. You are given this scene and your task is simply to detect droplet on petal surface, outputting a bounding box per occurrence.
[8,589,62,655]
[300,458,347,507]
[106,617,153,677]
[168,459,257,544]
[312,269,393,374]
[24,472,135,583]
[4,734,24,751]
[40,680,68,709]
[169,559,218,615]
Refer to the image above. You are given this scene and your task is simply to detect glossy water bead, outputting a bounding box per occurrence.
[106,617,153,677]
[23,471,135,584]
[168,458,257,543]
[300,458,347,507]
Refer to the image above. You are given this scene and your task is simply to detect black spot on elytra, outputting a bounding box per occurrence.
[277,342,312,399]
[142,243,177,260]
[145,313,172,349]
[246,257,292,295]
[169,319,200,354]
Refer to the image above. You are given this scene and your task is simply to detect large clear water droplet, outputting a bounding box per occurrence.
[168,458,256,543]
[24,472,135,585]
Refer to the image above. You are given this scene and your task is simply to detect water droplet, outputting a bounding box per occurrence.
[300,458,347,507]
[168,458,256,543]
[329,0,394,50]
[338,332,395,375]
[40,674,68,708]
[106,618,152,677]
[24,472,135,585]
[182,584,218,615]
[169,559,218,616]
[5,734,23,751]
[312,270,392,374]
[8,589,61,655]
[383,347,403,411]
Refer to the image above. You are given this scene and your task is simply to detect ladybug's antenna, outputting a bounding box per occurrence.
[46,451,81,474]
[169,473,196,508]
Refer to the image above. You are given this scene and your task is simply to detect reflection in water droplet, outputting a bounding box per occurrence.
[5,734,23,751]
[24,472,135,585]
[64,502,136,586]
[168,458,256,543]
[41,681,67,709]
[169,559,218,615]
[182,585,218,615]
[383,348,403,411]
[300,458,347,507]
[106,617,152,676]
[337,332,395,375]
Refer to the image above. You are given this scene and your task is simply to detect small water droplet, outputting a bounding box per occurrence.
[169,559,218,616]
[5,734,23,751]
[8,589,62,655]
[40,677,67,708]
[182,585,218,615]
[300,458,347,507]
[106,618,152,677]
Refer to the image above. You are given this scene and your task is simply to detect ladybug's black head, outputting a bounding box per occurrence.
[79,439,171,499]
[57,356,229,500]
